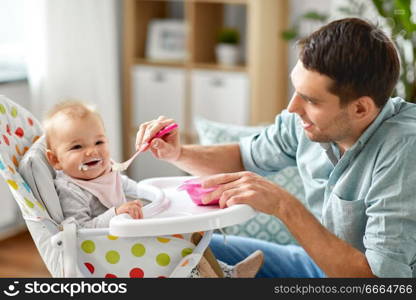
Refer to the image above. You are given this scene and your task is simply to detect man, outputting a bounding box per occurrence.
[136,18,416,277]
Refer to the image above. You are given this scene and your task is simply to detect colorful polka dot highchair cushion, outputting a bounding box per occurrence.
[18,136,64,223]
[0,95,46,219]
[0,95,206,277]
[77,234,198,278]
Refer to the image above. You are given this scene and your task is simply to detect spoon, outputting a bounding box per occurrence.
[111,123,178,172]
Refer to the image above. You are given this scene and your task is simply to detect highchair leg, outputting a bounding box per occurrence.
[191,232,224,278]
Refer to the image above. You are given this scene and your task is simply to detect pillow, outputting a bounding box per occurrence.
[195,117,304,245]
[18,136,64,224]
[195,117,265,145]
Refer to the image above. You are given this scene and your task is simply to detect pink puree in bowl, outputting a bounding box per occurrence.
[177,178,220,206]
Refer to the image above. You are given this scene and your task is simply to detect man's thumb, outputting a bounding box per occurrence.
[151,138,163,149]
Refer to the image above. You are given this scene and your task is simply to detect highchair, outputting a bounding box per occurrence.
[0,95,256,277]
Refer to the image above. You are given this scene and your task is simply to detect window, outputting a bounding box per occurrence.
[0,0,27,83]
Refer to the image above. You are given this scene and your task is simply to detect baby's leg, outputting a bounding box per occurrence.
[219,250,264,278]
[194,256,219,278]
[191,232,263,278]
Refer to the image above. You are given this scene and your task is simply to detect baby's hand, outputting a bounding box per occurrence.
[116,200,143,219]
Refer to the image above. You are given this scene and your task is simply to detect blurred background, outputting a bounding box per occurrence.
[0,0,414,277]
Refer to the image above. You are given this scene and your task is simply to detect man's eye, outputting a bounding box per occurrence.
[300,95,312,103]
[70,145,82,150]
[96,140,104,145]
[303,97,314,104]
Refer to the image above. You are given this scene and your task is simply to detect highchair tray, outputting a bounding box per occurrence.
[109,176,257,237]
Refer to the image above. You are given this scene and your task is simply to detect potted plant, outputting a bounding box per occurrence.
[215,27,240,66]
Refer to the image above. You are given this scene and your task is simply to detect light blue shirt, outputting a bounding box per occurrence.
[240,97,416,277]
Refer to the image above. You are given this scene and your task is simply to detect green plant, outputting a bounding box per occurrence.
[282,0,416,103]
[370,0,416,102]
[217,27,240,45]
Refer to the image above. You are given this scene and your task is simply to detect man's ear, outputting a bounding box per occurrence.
[351,96,378,120]
[46,149,62,170]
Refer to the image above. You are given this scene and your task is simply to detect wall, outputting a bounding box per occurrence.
[287,0,333,99]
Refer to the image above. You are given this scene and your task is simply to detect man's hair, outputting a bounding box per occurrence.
[298,18,400,108]
[43,100,103,149]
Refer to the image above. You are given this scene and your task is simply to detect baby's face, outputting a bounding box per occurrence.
[48,114,111,180]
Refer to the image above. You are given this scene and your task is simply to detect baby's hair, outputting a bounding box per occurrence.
[43,100,103,149]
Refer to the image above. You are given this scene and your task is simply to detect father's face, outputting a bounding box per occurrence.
[288,61,355,147]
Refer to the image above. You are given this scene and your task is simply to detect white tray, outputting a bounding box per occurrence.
[109,176,257,237]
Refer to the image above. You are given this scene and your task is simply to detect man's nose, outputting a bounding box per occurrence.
[287,93,303,114]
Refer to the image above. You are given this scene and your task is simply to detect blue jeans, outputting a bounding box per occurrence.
[210,234,326,278]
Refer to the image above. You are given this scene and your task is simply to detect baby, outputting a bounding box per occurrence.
[44,101,142,228]
[44,100,263,277]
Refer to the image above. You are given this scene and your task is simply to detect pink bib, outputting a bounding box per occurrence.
[68,171,126,209]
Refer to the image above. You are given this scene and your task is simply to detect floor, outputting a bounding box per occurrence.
[0,230,51,277]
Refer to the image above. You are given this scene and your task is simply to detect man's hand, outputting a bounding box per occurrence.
[135,116,181,162]
[116,200,143,219]
[200,171,294,217]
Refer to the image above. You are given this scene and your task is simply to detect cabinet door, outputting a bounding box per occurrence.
[191,70,249,129]
[132,65,185,126]
[130,65,186,180]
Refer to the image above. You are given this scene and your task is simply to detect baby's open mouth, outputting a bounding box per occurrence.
[79,159,102,171]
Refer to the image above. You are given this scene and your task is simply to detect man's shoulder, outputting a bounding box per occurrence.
[388,97,416,121]
[380,98,416,136]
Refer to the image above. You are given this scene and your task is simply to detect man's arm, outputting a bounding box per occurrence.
[135,117,245,176]
[202,172,375,277]
[173,144,245,176]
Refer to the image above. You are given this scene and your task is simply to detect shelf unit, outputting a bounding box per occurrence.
[121,0,288,178]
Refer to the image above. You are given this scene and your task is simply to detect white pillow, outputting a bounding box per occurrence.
[18,136,64,223]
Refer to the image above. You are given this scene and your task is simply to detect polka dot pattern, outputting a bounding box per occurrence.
[81,240,96,254]
[157,237,171,243]
[181,248,193,257]
[15,127,24,138]
[7,180,18,190]
[181,259,189,267]
[77,234,198,277]
[3,135,9,145]
[106,251,120,264]
[156,253,171,267]
[129,268,144,278]
[0,96,43,223]
[131,243,146,257]
[24,197,34,208]
[84,262,95,274]
[22,181,31,193]
[10,107,17,117]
